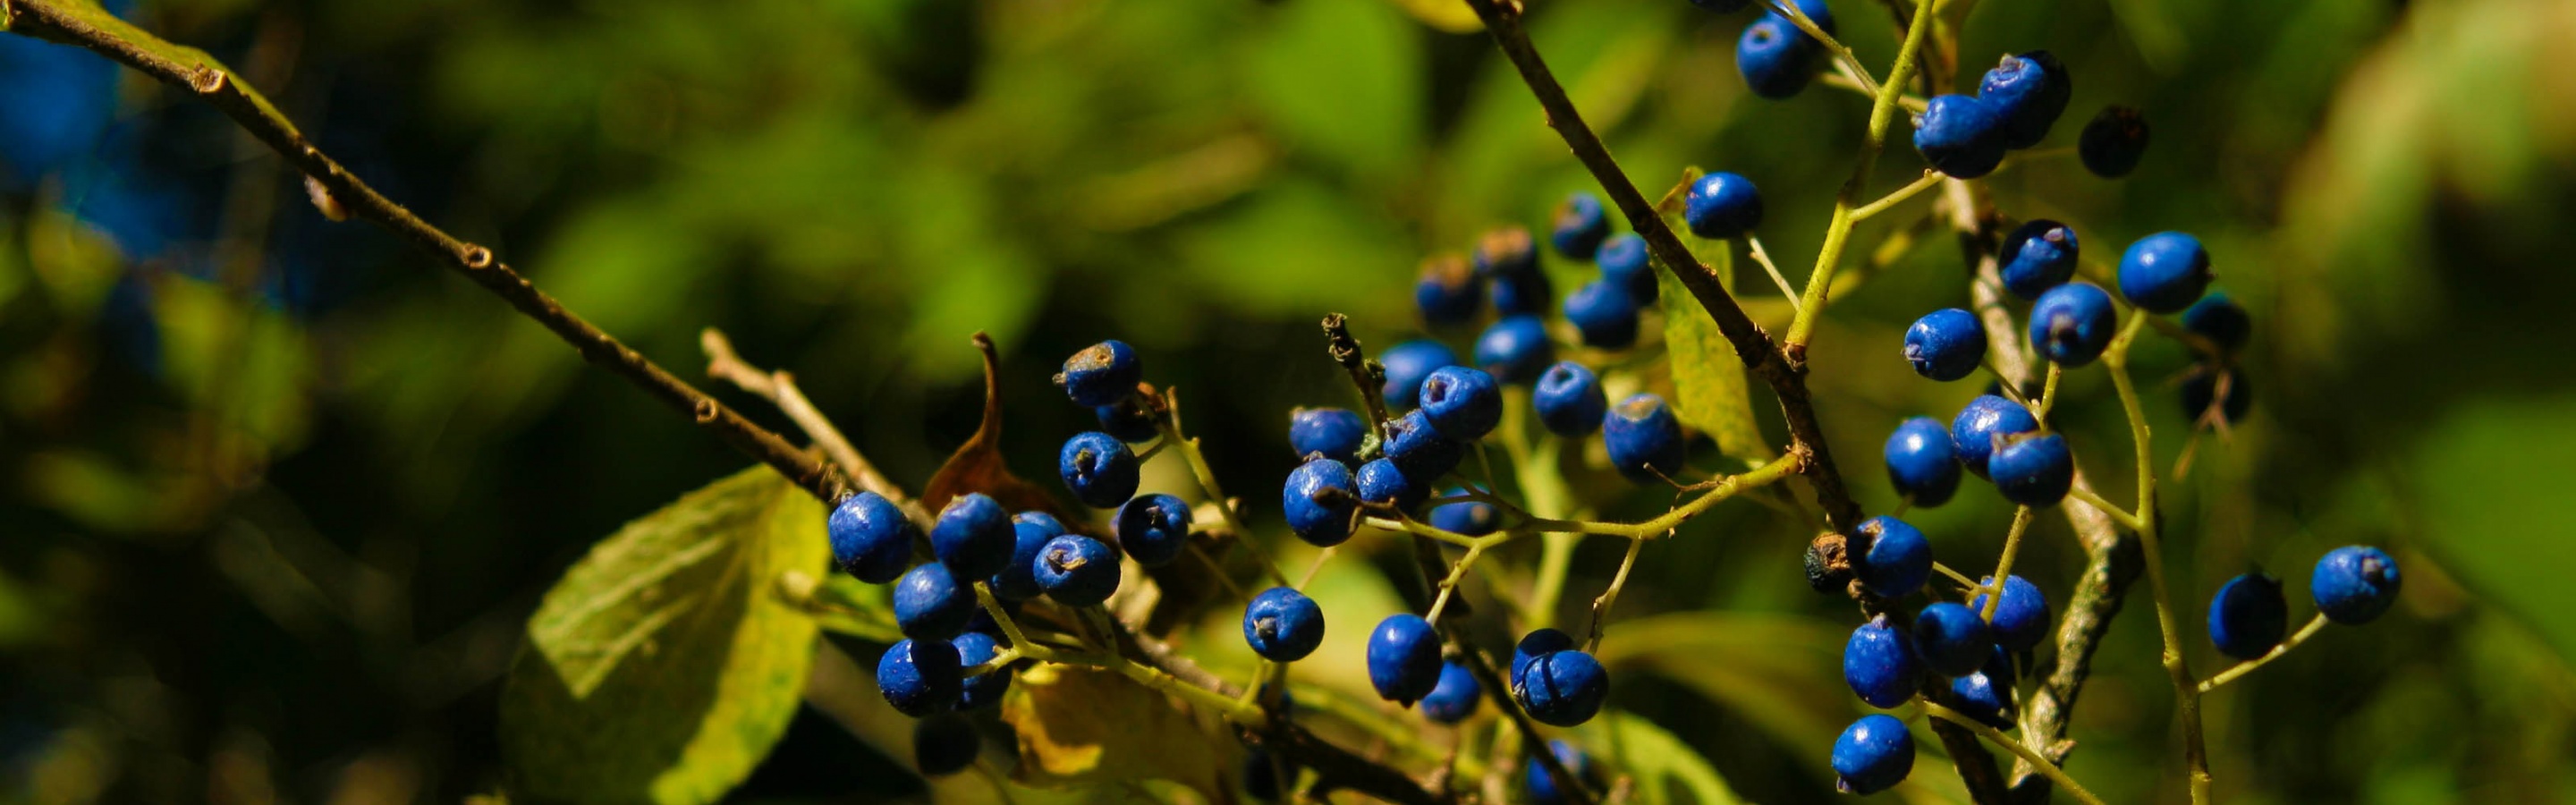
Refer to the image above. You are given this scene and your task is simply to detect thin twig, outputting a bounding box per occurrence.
[1744,234,1802,308]
[2199,614,2329,693]
[1851,171,1944,223]
[701,329,902,505]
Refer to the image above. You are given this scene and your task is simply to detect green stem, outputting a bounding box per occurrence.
[1921,702,2111,805]
[1785,0,1942,349]
[1159,413,1292,587]
[2199,614,2331,693]
[1979,505,2034,620]
[2104,310,2211,804]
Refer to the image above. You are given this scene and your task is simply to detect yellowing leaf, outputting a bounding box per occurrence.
[498,467,827,804]
[1001,664,1228,800]
[1652,196,1771,464]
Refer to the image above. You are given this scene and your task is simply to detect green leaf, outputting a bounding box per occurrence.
[498,466,828,805]
[2411,396,2576,661]
[1652,185,1770,463]
[1578,711,1747,805]
[1595,612,1849,767]
[1000,664,1228,799]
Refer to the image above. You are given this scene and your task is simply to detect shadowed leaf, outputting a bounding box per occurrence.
[1579,711,1747,805]
[1000,663,1231,801]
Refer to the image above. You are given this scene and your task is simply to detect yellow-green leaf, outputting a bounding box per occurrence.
[1578,711,1747,805]
[1653,203,1770,464]
[1384,0,1484,34]
[1596,612,1848,765]
[1001,664,1228,800]
[498,466,828,805]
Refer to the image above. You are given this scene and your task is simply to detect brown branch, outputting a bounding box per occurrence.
[700,328,906,507]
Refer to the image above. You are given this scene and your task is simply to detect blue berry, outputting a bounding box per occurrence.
[1952,394,2038,479]
[1912,601,1994,677]
[1913,94,2009,179]
[1605,393,1686,482]
[2078,106,2149,178]
[1843,614,1922,709]
[1855,515,1932,597]
[1491,270,1555,318]
[827,491,918,584]
[2181,292,2251,353]
[1381,340,1462,410]
[2311,546,2401,624]
[1033,535,1121,606]
[1885,416,1962,507]
[1736,14,1818,99]
[1526,740,1597,805]
[1552,192,1612,260]
[1420,662,1483,724]
[1288,407,1368,464]
[1682,172,1763,240]
[894,563,978,640]
[1059,431,1140,509]
[1358,457,1428,512]
[1513,628,1578,691]
[1416,254,1484,326]
[932,493,1015,580]
[1563,281,1640,350]
[1472,226,1538,277]
[1367,614,1445,705]
[1903,308,1987,382]
[1283,457,1361,547]
[1971,575,2052,652]
[1057,340,1141,407]
[2182,366,2252,424]
[990,513,1064,602]
[1242,586,1326,662]
[2207,572,2288,659]
[1977,51,2070,149]
[878,638,963,717]
[1383,410,1467,482]
[2029,282,2117,368]
[953,631,1011,710]
[1998,219,2078,300]
[1831,714,1915,795]
[1428,487,1500,535]
[1990,433,2073,507]
[1419,366,1504,440]
[912,714,979,775]
[1114,493,1193,567]
[1515,649,1609,726]
[1095,399,1160,444]
[1596,233,1657,304]
[2118,232,2213,313]
[1949,647,2018,729]
[1534,361,1608,437]
[1475,315,1556,385]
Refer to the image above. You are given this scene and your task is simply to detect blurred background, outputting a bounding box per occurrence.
[4,0,2575,801]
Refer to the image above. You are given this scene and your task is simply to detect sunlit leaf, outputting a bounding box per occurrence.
[1652,183,1770,464]
[1383,0,1483,34]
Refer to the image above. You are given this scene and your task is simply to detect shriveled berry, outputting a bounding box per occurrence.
[2182,292,2251,354]
[1472,226,1538,277]
[1683,172,1763,240]
[990,513,1065,602]
[2118,232,2212,314]
[1552,192,1612,260]
[1420,662,1482,724]
[1605,393,1685,482]
[1242,587,1326,662]
[1057,340,1140,407]
[1288,407,1367,465]
[913,714,979,775]
[1419,366,1504,440]
[1952,394,2038,479]
[1059,431,1140,508]
[1971,575,2052,652]
[1563,281,1640,350]
[2078,106,2149,178]
[1904,308,1987,382]
[1516,649,1609,726]
[1534,361,1608,437]
[2311,546,2401,624]
[953,631,1011,710]
[1843,614,1922,709]
[1114,493,1193,567]
[932,493,1014,580]
[1978,51,2071,149]
[1596,233,1657,303]
[1358,457,1428,513]
[1885,416,1962,507]
[1381,340,1462,410]
[2182,366,2252,424]
[828,491,917,584]
[2207,572,2288,659]
[1368,614,1445,705]
[894,563,978,640]
[1095,399,1160,444]
[1914,94,2009,179]
[1428,487,1501,536]
[1383,410,1467,482]
[1475,314,1556,385]
[2029,282,2116,368]
[1998,219,2078,300]
[1034,535,1121,606]
[1913,601,1994,677]
[1855,515,1932,598]
[1990,433,2074,507]
[1282,457,1361,547]
[1416,253,1483,326]
[1831,714,1915,795]
[878,638,963,717]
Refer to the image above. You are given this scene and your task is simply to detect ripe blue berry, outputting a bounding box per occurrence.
[1949,647,2018,729]
[1526,740,1598,805]
[1552,192,1611,260]
[1383,410,1467,482]
[1059,431,1140,509]
[2311,546,2401,624]
[1903,308,1988,382]
[1885,416,1962,507]
[2207,572,2288,659]
[1534,361,1608,437]
[1491,270,1555,318]
[894,563,978,640]
[2029,282,2117,367]
[1420,366,1504,440]
[1682,172,1763,240]
[932,493,1015,580]
[1977,51,2071,149]
[1516,648,1609,726]
[2182,366,2252,424]
[1420,662,1482,724]
[1114,493,1193,567]
[2118,232,2213,313]
[1843,614,1922,709]
[1913,94,2009,179]
[1971,575,2052,652]
[990,513,1064,602]
[1358,457,1428,512]
[1288,407,1367,465]
[1095,399,1160,444]
[878,638,963,717]
[1416,254,1484,326]
[1475,314,1556,385]
[1368,614,1445,705]
[1283,457,1361,547]
[2182,292,2251,353]
[1831,714,1915,795]
[953,631,1011,710]
[1855,515,1932,597]
[1952,394,2038,479]
[1242,587,1326,662]
[2078,106,2149,178]
[1034,535,1121,606]
[1998,219,2078,300]
[1513,628,1578,691]
[1605,393,1686,482]
[1736,14,1818,99]
[1472,226,1538,277]
[912,714,979,775]
[1057,340,1141,407]
[1429,487,1500,535]
[827,491,917,584]
[1563,281,1640,350]
[1381,339,1462,410]
[1913,601,1994,677]
[1990,433,2073,507]
[1596,233,1657,303]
